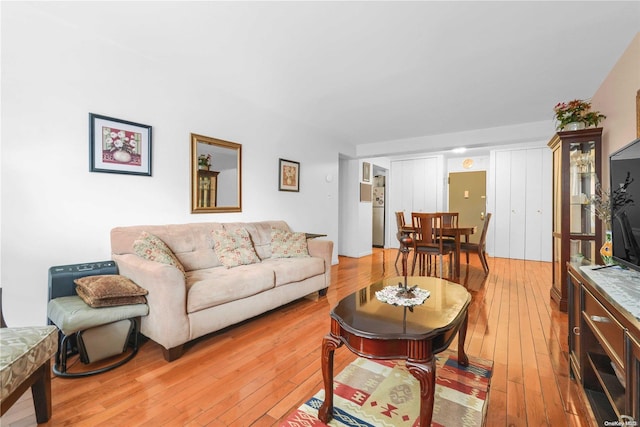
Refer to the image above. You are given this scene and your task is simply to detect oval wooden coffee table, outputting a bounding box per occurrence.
[318,276,471,426]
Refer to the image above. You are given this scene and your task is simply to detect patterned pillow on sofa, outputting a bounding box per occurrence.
[133,231,186,275]
[271,227,310,258]
[211,228,260,268]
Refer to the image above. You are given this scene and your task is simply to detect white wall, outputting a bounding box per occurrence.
[591,32,640,187]
[1,5,343,325]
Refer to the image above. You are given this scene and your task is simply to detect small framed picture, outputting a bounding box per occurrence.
[89,113,152,176]
[362,162,371,182]
[279,158,300,192]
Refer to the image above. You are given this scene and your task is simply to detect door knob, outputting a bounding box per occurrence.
[480,212,485,220]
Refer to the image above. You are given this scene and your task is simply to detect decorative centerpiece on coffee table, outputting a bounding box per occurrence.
[375,234,430,308]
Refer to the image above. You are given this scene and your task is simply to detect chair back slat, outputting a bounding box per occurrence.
[441,212,459,228]
[395,211,406,230]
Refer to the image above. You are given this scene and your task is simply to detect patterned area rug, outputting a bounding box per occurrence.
[281,349,493,427]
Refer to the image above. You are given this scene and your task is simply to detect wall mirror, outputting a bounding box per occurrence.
[191,133,242,213]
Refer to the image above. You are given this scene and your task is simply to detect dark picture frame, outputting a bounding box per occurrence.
[279,158,300,192]
[89,113,152,176]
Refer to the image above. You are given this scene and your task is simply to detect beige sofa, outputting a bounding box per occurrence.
[110,221,333,361]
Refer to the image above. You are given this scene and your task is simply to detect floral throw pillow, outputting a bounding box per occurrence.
[133,231,186,275]
[271,227,310,258]
[211,228,260,268]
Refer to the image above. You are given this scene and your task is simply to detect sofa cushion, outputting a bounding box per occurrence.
[186,264,275,313]
[74,275,148,308]
[270,227,310,258]
[261,257,325,286]
[211,228,260,268]
[133,231,186,275]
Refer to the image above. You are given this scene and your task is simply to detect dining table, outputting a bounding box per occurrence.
[401,223,476,278]
[441,225,477,277]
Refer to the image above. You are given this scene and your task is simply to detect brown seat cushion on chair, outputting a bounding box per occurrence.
[74,275,147,308]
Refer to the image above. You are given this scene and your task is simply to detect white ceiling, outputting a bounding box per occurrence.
[17,1,640,147]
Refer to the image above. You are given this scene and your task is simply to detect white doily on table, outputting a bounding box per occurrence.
[375,285,431,307]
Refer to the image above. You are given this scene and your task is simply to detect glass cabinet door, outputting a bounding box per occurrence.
[569,141,596,262]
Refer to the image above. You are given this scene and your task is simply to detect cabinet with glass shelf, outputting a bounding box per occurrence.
[548,128,602,312]
[197,169,219,208]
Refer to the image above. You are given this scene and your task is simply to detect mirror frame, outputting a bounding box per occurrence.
[191,133,242,213]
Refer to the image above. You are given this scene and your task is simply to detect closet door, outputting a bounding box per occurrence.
[494,151,512,258]
[398,160,415,214]
[509,150,527,259]
[525,148,552,261]
[389,157,441,245]
[492,147,551,261]
[412,158,439,213]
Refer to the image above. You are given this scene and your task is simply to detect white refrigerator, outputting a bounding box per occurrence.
[372,182,385,247]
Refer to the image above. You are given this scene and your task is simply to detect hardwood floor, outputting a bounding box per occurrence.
[2,250,590,426]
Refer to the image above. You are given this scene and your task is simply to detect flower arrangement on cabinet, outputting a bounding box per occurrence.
[198,154,211,169]
[553,99,606,131]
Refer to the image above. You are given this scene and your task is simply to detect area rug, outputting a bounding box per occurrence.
[281,349,493,427]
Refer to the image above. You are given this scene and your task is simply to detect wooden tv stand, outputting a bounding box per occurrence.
[567,263,640,425]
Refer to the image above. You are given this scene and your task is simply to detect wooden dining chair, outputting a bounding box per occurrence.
[460,213,492,274]
[411,213,454,278]
[439,212,459,243]
[394,211,412,266]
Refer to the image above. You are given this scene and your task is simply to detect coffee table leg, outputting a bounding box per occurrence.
[458,309,469,366]
[407,358,436,427]
[318,334,341,423]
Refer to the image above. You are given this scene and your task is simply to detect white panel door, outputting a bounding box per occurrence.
[525,148,544,261]
[492,147,553,261]
[389,157,441,236]
[399,160,414,214]
[509,150,527,260]
[412,158,427,213]
[493,151,512,258]
[423,158,439,213]
[523,148,553,262]
[389,160,414,248]
[540,149,552,262]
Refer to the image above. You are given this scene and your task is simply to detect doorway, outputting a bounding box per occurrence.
[448,171,486,244]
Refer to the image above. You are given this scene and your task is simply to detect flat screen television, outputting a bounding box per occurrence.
[610,137,640,271]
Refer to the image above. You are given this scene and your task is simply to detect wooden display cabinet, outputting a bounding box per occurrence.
[568,263,640,426]
[197,170,219,208]
[548,128,602,312]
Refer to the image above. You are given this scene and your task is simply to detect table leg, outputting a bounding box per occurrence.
[407,357,436,427]
[318,334,342,423]
[457,309,469,367]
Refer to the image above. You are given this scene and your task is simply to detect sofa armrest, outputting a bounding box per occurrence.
[112,253,190,350]
[307,239,334,287]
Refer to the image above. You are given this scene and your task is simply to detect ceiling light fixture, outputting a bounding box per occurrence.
[452,147,467,154]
